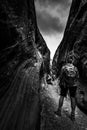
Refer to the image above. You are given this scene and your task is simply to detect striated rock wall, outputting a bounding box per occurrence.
[52,0,87,115]
[52,0,87,80]
[0,0,50,129]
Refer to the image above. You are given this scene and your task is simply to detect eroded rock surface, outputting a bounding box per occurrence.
[52,0,87,114]
[0,0,50,129]
[40,79,87,130]
[52,0,87,79]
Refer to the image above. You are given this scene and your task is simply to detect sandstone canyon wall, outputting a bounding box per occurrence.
[52,0,87,80]
[0,0,50,129]
[52,0,87,114]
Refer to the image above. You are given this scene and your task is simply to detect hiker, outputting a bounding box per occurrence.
[55,52,79,121]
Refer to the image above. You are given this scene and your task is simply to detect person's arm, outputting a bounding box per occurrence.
[74,68,79,86]
[59,67,64,86]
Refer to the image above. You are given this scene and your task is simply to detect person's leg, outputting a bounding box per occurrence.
[55,96,64,116]
[70,97,76,119]
[69,87,77,121]
[55,85,68,116]
[58,96,64,114]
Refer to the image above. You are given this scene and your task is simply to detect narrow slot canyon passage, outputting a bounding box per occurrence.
[0,0,87,130]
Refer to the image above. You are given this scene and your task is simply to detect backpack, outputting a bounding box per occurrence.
[59,63,79,86]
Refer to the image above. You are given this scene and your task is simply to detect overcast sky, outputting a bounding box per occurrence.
[35,0,72,59]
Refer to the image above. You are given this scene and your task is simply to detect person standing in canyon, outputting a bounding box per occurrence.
[55,51,79,121]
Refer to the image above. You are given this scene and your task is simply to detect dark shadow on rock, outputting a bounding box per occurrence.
[52,0,87,114]
[0,0,50,129]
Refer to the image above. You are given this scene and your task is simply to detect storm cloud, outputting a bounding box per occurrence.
[36,0,71,8]
[36,11,64,34]
[35,0,72,35]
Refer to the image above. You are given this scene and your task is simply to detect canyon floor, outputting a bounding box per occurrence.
[40,78,87,130]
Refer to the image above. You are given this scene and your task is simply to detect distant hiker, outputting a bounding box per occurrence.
[55,51,79,121]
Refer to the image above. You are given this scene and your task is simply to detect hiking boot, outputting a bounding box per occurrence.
[55,109,61,116]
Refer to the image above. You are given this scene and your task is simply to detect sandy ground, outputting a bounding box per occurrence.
[40,78,87,130]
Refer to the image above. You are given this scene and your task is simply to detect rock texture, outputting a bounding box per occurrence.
[0,0,50,129]
[52,0,87,114]
[52,0,87,79]
[40,80,87,130]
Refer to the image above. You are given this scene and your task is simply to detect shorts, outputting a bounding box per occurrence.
[60,85,77,97]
